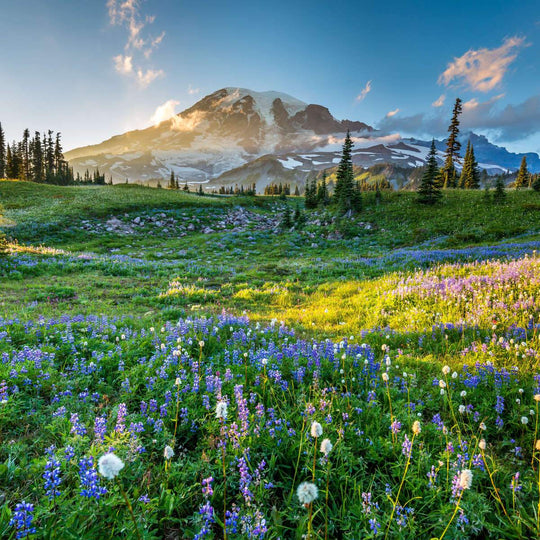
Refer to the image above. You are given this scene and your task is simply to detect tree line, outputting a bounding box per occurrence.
[0,123,107,185]
[418,99,539,204]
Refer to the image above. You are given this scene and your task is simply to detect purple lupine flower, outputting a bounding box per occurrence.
[94,415,107,443]
[43,457,62,499]
[115,403,127,433]
[70,413,86,436]
[64,445,75,462]
[79,457,107,499]
[9,501,36,539]
[402,435,412,458]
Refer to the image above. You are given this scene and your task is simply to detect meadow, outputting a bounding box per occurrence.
[1,180,540,539]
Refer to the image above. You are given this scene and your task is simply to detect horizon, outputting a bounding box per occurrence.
[1,0,539,154]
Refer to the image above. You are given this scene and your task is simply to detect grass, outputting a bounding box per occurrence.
[1,180,540,538]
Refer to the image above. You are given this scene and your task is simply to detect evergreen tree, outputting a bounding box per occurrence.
[0,122,5,178]
[31,132,44,183]
[493,175,506,204]
[532,175,540,192]
[22,129,30,180]
[334,131,355,213]
[169,170,176,189]
[294,185,300,196]
[515,156,529,188]
[417,140,442,204]
[198,184,204,196]
[304,178,318,209]
[317,172,329,206]
[459,141,480,189]
[375,183,382,205]
[442,98,462,188]
[183,181,189,191]
[280,205,293,229]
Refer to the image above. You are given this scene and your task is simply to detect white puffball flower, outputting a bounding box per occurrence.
[320,438,333,456]
[479,422,487,431]
[310,421,323,438]
[458,405,466,414]
[199,340,205,348]
[216,400,228,420]
[452,371,458,379]
[479,439,486,451]
[175,377,181,386]
[164,445,175,459]
[297,482,318,505]
[382,372,389,382]
[536,440,540,451]
[518,388,524,394]
[534,394,540,402]
[412,421,421,435]
[440,389,446,396]
[460,390,467,398]
[459,469,473,490]
[521,416,529,425]
[442,365,450,375]
[439,380,446,389]
[261,358,268,366]
[98,453,125,480]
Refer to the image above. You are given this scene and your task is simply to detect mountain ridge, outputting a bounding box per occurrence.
[65,87,540,186]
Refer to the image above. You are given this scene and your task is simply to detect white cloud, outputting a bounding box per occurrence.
[386,108,399,118]
[356,80,372,102]
[113,54,133,75]
[438,36,527,92]
[136,68,165,88]
[107,0,165,87]
[432,94,445,107]
[378,93,540,143]
[188,84,200,95]
[151,99,180,125]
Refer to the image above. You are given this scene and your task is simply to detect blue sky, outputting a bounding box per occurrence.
[1,0,539,153]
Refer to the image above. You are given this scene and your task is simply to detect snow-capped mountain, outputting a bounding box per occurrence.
[65,87,539,187]
[65,87,372,183]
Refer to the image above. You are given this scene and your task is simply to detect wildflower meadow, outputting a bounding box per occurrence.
[1,184,540,539]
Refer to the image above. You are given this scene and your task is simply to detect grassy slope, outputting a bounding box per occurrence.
[1,180,539,329]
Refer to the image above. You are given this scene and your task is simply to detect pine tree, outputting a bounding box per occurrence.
[515,156,529,188]
[169,170,176,189]
[532,175,540,192]
[304,178,318,209]
[493,175,506,204]
[22,129,30,180]
[317,172,329,206]
[417,140,442,204]
[31,132,44,182]
[0,123,5,178]
[280,205,293,229]
[459,141,471,188]
[442,98,462,188]
[294,185,300,197]
[183,181,189,191]
[334,131,355,213]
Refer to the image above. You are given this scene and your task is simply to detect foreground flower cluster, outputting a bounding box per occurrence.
[1,306,540,538]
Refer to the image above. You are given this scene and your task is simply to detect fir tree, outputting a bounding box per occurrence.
[532,175,540,192]
[31,132,44,183]
[294,185,300,196]
[493,175,506,204]
[317,172,329,206]
[169,170,176,189]
[304,178,318,209]
[280,205,293,229]
[334,131,355,214]
[183,181,189,191]
[459,141,480,189]
[22,129,30,180]
[417,140,442,204]
[0,122,5,178]
[442,98,462,188]
[515,156,529,188]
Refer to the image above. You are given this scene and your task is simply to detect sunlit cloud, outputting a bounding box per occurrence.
[386,108,400,118]
[432,94,445,107]
[113,54,133,75]
[438,36,527,92]
[151,99,180,125]
[136,68,165,88]
[107,0,165,87]
[188,84,201,95]
[356,80,372,102]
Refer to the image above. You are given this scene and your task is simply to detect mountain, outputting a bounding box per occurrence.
[65,87,540,188]
[65,87,373,184]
